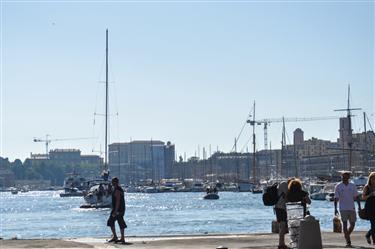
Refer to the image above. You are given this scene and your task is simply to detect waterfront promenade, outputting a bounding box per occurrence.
[1,232,374,249]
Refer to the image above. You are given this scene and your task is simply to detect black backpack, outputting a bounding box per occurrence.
[262,183,280,206]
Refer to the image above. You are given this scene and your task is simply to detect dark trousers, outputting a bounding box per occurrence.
[366,218,375,242]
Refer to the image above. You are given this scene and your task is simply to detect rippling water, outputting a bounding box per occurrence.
[0,191,370,239]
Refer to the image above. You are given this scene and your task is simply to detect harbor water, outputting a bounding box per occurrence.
[0,191,370,239]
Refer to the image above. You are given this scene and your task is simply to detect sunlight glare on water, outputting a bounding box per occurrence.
[0,191,370,239]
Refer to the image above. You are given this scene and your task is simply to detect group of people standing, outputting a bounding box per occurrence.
[274,171,375,249]
[105,172,375,247]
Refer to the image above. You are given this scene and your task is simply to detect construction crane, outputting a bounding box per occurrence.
[33,134,94,157]
[247,116,341,150]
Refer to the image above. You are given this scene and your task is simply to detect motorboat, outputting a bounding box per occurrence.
[325,192,335,202]
[60,187,84,197]
[10,187,18,195]
[310,190,330,200]
[252,186,263,194]
[60,172,86,197]
[80,179,112,208]
[203,185,219,200]
[143,186,158,193]
[204,193,219,199]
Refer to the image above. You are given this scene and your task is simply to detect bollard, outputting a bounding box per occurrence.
[298,215,322,249]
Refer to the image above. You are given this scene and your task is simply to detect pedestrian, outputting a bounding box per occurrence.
[334,171,361,247]
[362,172,375,245]
[274,180,289,249]
[107,177,127,244]
[286,178,311,216]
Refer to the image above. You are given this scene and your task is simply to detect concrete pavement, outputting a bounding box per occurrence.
[1,232,374,249]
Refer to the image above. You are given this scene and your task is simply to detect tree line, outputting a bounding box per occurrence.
[0,157,101,186]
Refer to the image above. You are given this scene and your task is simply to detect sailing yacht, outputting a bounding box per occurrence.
[81,29,112,209]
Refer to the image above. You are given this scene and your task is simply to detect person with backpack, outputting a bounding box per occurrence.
[274,181,289,249]
[286,178,311,216]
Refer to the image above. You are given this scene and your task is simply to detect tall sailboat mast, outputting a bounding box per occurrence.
[105,29,109,170]
[334,85,361,172]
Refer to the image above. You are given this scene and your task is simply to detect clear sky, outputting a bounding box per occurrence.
[1,0,374,162]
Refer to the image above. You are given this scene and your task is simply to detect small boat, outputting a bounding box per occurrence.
[325,192,335,202]
[20,187,29,193]
[252,187,263,194]
[61,172,86,197]
[10,188,18,195]
[143,186,158,193]
[204,193,219,199]
[204,185,219,200]
[60,187,84,197]
[310,190,330,201]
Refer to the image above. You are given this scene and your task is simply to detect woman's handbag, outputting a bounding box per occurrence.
[358,208,369,220]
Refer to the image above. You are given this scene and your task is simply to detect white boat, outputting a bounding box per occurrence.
[325,192,335,202]
[81,179,112,208]
[144,186,158,193]
[60,187,84,197]
[81,29,113,209]
[60,172,86,197]
[310,190,330,201]
[252,186,263,194]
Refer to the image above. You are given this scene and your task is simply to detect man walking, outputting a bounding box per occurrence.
[107,177,127,244]
[334,171,361,247]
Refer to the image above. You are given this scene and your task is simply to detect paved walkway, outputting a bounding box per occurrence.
[1,232,374,249]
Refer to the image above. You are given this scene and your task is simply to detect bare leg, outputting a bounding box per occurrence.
[120,228,125,241]
[342,221,350,244]
[110,226,118,239]
[347,221,355,243]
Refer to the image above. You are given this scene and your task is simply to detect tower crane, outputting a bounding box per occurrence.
[33,135,94,157]
[247,116,341,150]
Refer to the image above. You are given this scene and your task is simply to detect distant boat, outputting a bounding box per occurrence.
[251,187,263,194]
[204,184,219,200]
[204,192,219,200]
[144,186,158,193]
[60,187,84,197]
[325,192,335,202]
[10,187,18,195]
[310,190,330,201]
[60,172,86,197]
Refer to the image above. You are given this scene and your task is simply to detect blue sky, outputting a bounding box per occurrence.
[1,1,374,161]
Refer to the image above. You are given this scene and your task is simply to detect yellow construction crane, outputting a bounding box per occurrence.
[33,134,94,157]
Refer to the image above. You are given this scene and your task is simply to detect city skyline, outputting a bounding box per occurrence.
[1,1,374,161]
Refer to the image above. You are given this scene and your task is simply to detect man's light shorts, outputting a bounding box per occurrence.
[340,210,357,223]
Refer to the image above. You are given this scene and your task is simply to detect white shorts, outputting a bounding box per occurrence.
[340,210,357,223]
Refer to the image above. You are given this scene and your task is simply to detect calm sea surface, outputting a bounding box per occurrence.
[0,191,370,239]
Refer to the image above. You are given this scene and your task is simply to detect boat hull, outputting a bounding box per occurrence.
[204,193,219,200]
